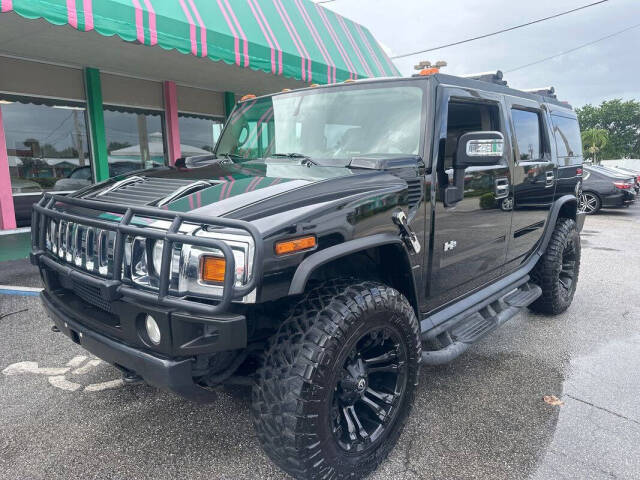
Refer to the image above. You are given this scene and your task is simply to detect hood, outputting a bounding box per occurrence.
[76,160,407,224]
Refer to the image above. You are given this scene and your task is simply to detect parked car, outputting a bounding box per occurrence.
[612,166,640,194]
[580,165,636,214]
[52,166,93,191]
[53,163,143,191]
[31,73,584,480]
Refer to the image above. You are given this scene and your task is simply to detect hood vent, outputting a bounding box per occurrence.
[406,178,423,210]
[89,176,214,206]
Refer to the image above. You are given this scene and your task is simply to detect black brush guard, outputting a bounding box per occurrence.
[30,193,264,315]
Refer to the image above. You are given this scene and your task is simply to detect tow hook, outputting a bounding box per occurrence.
[393,210,421,254]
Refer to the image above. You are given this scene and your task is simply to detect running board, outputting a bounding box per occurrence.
[421,281,541,366]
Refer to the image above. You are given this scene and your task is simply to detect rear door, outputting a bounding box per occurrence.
[505,97,556,265]
[426,86,513,309]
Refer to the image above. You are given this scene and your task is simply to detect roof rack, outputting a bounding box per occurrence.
[522,86,557,99]
[460,70,507,86]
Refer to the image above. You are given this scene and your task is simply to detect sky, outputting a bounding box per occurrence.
[324,0,640,108]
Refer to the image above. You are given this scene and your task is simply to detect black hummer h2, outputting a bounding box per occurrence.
[31,71,584,480]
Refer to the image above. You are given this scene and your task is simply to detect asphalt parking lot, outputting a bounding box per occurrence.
[1,204,639,480]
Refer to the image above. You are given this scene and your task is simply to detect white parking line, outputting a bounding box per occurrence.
[66,355,88,368]
[48,375,82,392]
[2,361,69,376]
[84,379,124,392]
[72,359,102,375]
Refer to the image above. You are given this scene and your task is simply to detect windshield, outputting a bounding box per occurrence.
[215,84,425,166]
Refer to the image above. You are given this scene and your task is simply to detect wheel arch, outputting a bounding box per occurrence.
[288,233,420,315]
[537,195,581,256]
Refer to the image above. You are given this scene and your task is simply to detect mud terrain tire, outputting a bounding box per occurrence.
[251,280,421,479]
[530,218,581,315]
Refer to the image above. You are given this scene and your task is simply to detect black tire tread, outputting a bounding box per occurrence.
[529,218,581,315]
[251,279,420,480]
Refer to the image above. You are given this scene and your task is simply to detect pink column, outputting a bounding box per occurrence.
[0,105,17,230]
[163,81,181,165]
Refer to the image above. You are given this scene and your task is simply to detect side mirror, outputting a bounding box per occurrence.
[444,131,505,207]
[455,131,505,168]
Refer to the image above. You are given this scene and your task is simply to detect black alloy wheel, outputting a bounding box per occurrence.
[530,218,581,314]
[330,327,408,453]
[558,237,578,293]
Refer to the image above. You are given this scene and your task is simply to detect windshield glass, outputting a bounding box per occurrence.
[216,84,425,165]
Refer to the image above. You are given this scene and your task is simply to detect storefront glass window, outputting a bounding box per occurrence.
[1,97,91,194]
[104,107,166,176]
[178,114,224,156]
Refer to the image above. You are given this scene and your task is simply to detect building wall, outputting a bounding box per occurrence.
[177,85,225,117]
[0,56,85,101]
[0,55,232,230]
[101,73,164,110]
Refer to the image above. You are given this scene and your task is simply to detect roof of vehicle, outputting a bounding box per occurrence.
[240,73,576,116]
[585,165,634,179]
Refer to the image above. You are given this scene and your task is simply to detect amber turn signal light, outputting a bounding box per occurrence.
[275,236,316,255]
[200,256,226,283]
[240,94,256,101]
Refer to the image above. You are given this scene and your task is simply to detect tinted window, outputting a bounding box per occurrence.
[104,107,165,177]
[511,109,542,161]
[551,115,582,157]
[1,97,92,194]
[444,102,501,169]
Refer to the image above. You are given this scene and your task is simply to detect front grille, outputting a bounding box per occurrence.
[72,280,112,313]
[47,219,116,278]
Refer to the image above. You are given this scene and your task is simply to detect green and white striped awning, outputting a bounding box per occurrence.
[0,0,399,83]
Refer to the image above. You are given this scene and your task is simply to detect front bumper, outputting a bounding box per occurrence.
[42,290,221,402]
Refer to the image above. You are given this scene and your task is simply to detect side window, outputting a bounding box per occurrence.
[551,115,583,158]
[511,109,542,161]
[443,101,501,169]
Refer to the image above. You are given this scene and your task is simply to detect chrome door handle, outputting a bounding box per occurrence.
[545,171,555,187]
[495,178,509,199]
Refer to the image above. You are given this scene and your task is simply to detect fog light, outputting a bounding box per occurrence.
[145,315,161,345]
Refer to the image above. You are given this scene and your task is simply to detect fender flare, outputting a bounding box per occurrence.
[537,195,582,256]
[288,233,409,295]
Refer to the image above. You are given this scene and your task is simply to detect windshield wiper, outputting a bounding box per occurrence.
[217,152,244,162]
[268,153,318,165]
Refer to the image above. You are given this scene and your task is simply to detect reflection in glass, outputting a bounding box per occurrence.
[104,107,166,177]
[511,109,542,161]
[178,114,224,155]
[216,86,424,164]
[1,98,91,193]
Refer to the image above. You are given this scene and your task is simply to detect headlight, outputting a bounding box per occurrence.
[180,229,255,302]
[123,223,255,303]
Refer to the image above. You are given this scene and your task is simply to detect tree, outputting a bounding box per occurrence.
[576,99,640,160]
[581,128,609,164]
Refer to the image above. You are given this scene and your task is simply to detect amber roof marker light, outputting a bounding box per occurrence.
[275,236,317,256]
[414,60,447,76]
